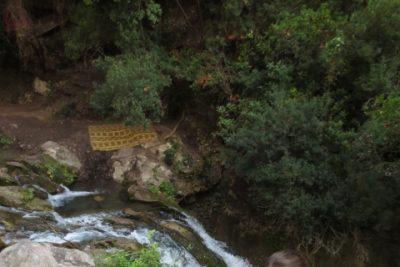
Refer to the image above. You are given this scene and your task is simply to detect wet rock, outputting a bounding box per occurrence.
[134,153,172,186]
[111,148,135,183]
[105,216,136,227]
[0,186,52,211]
[123,208,149,220]
[17,173,59,194]
[41,141,82,172]
[162,221,197,242]
[161,221,226,267]
[89,237,141,252]
[127,186,157,202]
[5,158,59,193]
[0,238,6,251]
[5,161,28,171]
[0,209,57,233]
[111,147,172,185]
[0,240,95,267]
[93,195,104,202]
[143,141,172,162]
[0,167,16,186]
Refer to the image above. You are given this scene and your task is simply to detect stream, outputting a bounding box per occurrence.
[0,183,252,267]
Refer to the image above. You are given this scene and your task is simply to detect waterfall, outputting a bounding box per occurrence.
[47,185,99,208]
[182,212,252,267]
[0,184,252,267]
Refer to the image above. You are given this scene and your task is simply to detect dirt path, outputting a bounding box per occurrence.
[0,100,93,165]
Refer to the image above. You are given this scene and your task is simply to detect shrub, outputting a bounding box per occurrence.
[164,140,178,166]
[148,180,177,205]
[21,187,35,203]
[97,231,161,267]
[217,89,353,236]
[90,51,172,126]
[36,156,77,185]
[0,132,13,147]
[350,95,400,232]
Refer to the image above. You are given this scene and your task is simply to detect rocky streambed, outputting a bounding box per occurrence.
[0,182,252,267]
[0,136,251,267]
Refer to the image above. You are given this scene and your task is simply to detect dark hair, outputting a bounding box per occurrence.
[266,250,308,267]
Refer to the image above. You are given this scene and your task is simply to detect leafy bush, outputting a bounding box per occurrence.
[21,187,35,203]
[256,4,345,92]
[64,0,162,60]
[350,95,400,232]
[218,89,353,236]
[159,180,176,199]
[164,140,178,166]
[36,156,77,185]
[0,132,13,147]
[148,180,177,204]
[98,231,161,267]
[90,51,172,125]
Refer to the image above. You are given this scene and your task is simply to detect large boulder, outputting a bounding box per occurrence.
[0,186,52,211]
[0,240,95,267]
[111,147,172,186]
[127,186,158,202]
[41,141,82,172]
[111,148,136,183]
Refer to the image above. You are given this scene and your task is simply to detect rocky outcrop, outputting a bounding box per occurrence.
[41,141,82,172]
[89,237,141,252]
[0,240,95,267]
[110,148,136,183]
[0,186,52,211]
[111,147,172,186]
[127,186,158,202]
[0,167,15,186]
[110,134,222,203]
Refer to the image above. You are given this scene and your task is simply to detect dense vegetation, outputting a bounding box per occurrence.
[2,0,400,262]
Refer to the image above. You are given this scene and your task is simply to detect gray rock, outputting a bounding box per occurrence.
[0,168,15,186]
[0,186,52,211]
[41,141,82,171]
[111,148,135,183]
[0,240,95,267]
[111,147,172,186]
[127,186,158,202]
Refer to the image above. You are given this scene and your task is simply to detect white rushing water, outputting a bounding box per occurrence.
[182,212,252,267]
[47,184,99,207]
[1,185,252,267]
[28,212,201,267]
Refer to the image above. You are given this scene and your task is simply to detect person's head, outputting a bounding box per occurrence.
[266,250,308,267]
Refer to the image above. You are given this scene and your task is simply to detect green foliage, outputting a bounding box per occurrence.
[164,140,178,166]
[100,248,161,267]
[159,180,176,199]
[257,4,346,92]
[32,0,400,257]
[218,90,353,236]
[90,51,172,125]
[36,156,77,185]
[0,132,13,147]
[21,187,35,203]
[349,95,400,232]
[64,0,162,60]
[148,180,177,205]
[98,231,161,267]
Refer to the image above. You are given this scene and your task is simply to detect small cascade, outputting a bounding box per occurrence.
[48,185,99,208]
[182,212,252,267]
[28,212,201,267]
[0,184,252,267]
